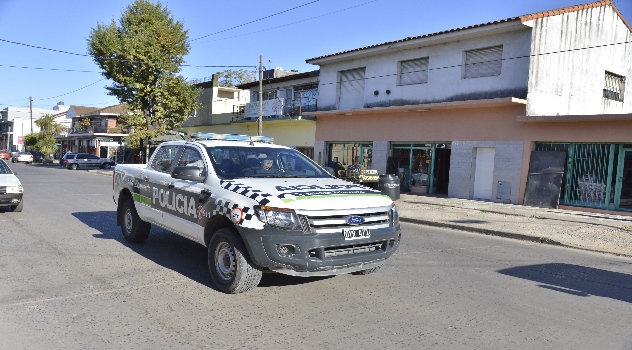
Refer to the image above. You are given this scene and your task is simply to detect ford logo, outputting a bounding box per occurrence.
[346,216,365,225]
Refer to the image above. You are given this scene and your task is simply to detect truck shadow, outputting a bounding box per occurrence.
[498,263,632,304]
[72,211,329,292]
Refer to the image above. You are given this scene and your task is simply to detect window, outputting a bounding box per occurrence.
[604,71,625,102]
[262,90,277,101]
[398,57,429,85]
[177,147,206,177]
[150,145,182,173]
[464,45,503,79]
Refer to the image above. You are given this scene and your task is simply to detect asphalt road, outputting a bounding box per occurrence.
[1,163,631,350]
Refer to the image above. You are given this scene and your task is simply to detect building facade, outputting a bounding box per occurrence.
[56,104,128,160]
[0,102,70,152]
[305,0,632,213]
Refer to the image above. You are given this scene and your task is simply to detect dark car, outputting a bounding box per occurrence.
[30,151,45,163]
[60,152,75,166]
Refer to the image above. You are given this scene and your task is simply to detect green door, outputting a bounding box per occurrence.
[615,148,632,211]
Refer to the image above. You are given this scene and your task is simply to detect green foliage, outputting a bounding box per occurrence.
[87,0,200,149]
[23,134,38,147]
[217,69,256,88]
[31,114,62,161]
[79,118,91,129]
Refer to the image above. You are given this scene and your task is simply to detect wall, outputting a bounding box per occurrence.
[314,24,531,111]
[526,5,632,115]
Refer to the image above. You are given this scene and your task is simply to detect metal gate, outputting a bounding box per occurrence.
[535,143,623,210]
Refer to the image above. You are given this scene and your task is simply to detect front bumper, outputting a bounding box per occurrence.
[238,225,401,276]
[0,193,23,206]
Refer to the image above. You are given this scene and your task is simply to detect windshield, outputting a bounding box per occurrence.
[205,146,332,179]
[0,160,12,174]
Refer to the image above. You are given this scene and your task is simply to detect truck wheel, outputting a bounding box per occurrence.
[208,227,262,294]
[71,163,79,170]
[10,200,23,212]
[352,265,382,275]
[121,199,150,243]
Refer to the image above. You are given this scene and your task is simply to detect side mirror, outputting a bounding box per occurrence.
[171,166,205,182]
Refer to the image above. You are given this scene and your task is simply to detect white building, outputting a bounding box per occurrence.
[0,102,70,151]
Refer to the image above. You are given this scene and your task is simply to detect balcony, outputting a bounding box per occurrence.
[69,127,128,134]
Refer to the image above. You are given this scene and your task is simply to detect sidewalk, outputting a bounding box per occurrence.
[396,194,632,258]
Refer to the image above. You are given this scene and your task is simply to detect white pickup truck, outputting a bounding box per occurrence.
[112,133,401,293]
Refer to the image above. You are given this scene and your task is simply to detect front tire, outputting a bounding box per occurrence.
[71,163,79,170]
[120,199,150,243]
[208,227,262,294]
[102,163,112,169]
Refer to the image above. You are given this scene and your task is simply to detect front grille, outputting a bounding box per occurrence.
[309,241,387,259]
[296,206,391,234]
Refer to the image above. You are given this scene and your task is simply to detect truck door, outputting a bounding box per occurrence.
[160,146,208,244]
[135,145,183,224]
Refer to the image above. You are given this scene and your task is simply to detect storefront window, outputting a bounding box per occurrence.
[391,142,451,194]
[327,142,373,178]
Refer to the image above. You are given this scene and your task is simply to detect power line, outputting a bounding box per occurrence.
[35,79,106,101]
[192,1,378,45]
[190,0,320,42]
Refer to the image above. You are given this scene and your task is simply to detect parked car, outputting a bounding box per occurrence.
[59,152,76,166]
[0,159,23,212]
[65,153,115,170]
[30,151,45,163]
[12,152,34,164]
[0,150,10,160]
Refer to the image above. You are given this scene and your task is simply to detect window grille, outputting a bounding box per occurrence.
[464,45,503,79]
[398,57,429,85]
[603,71,625,102]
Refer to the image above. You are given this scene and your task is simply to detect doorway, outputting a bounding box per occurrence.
[473,148,495,200]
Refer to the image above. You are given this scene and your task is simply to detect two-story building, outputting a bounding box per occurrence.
[57,104,128,159]
[181,69,319,159]
[305,0,632,213]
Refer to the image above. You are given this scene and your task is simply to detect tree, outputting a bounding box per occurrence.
[217,69,256,88]
[30,114,61,162]
[87,0,200,151]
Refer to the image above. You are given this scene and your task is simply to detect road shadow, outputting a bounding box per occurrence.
[498,263,632,303]
[72,211,328,292]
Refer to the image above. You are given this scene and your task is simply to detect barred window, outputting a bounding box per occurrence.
[398,57,429,85]
[464,45,503,79]
[604,71,625,102]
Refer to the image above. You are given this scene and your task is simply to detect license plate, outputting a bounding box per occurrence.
[343,226,370,240]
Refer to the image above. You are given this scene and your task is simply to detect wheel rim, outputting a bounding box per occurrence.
[214,241,236,281]
[124,208,133,234]
[72,164,78,169]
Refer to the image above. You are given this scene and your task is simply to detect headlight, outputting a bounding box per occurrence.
[389,203,399,227]
[6,185,23,194]
[254,206,301,230]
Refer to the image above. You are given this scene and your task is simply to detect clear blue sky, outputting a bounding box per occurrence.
[1,0,630,110]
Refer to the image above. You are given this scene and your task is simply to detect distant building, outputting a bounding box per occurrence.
[0,102,69,152]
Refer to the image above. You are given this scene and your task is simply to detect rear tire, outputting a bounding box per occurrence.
[10,200,23,212]
[120,199,150,243]
[208,227,262,294]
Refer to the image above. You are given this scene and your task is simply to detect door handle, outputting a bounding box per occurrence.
[168,183,174,189]
[200,189,212,202]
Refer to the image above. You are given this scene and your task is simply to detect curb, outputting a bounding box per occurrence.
[399,217,632,258]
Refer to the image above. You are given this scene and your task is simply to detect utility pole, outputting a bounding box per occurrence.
[29,96,33,133]
[258,55,263,136]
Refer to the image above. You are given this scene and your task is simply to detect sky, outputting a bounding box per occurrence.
[1,0,630,111]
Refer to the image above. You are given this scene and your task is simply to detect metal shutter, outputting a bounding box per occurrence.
[339,68,366,110]
[464,45,503,79]
[399,58,429,85]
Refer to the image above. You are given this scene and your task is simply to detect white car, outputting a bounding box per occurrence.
[0,159,23,212]
[12,152,34,164]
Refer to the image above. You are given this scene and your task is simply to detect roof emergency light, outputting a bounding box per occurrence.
[190,132,274,143]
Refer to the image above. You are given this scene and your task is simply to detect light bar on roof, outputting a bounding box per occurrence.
[190,132,274,143]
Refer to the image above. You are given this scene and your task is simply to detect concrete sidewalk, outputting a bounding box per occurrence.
[396,194,632,258]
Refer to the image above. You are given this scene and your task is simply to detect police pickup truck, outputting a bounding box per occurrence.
[112,133,401,293]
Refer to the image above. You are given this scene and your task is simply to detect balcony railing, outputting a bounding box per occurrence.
[68,127,128,134]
